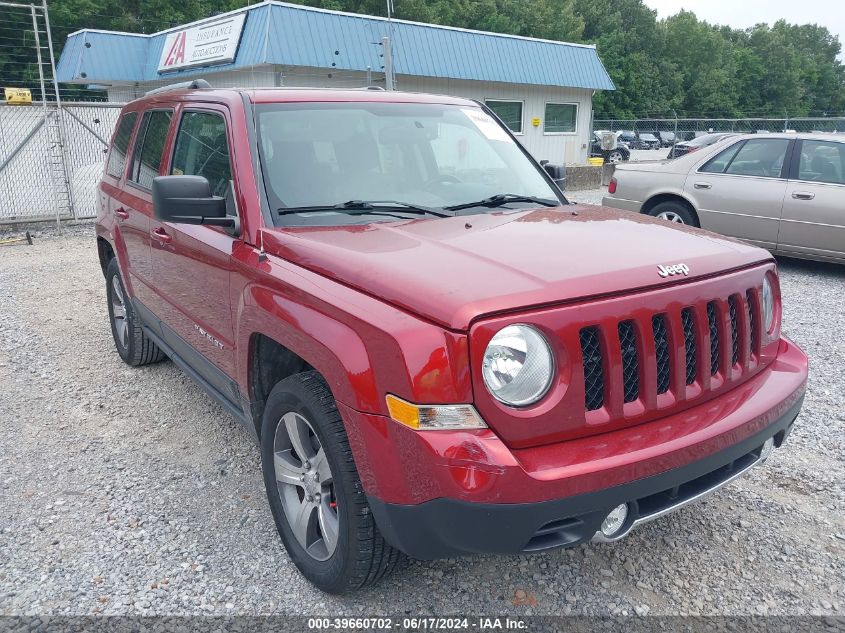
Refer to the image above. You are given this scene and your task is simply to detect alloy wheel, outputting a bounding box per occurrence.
[608,151,623,164]
[657,211,686,224]
[111,276,129,350]
[273,411,339,561]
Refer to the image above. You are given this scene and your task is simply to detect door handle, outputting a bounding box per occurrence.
[114,207,129,220]
[693,182,712,190]
[151,227,173,244]
[792,192,815,200]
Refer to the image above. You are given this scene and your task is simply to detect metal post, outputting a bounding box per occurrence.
[382,36,395,91]
[41,0,61,105]
[42,0,75,222]
[30,3,61,231]
[672,109,678,157]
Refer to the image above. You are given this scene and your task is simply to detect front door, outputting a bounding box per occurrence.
[687,138,793,250]
[148,107,241,405]
[779,138,845,261]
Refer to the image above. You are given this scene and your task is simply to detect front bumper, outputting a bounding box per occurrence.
[368,395,801,559]
[339,337,807,559]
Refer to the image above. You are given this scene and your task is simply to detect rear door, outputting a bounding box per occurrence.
[103,112,148,294]
[778,138,845,261]
[686,138,793,250]
[112,108,173,308]
[148,106,241,404]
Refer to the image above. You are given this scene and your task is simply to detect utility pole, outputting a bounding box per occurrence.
[383,37,394,90]
[383,0,395,90]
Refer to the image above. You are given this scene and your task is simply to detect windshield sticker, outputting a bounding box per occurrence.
[462,109,513,143]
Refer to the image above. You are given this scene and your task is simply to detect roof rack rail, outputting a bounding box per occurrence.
[145,79,212,96]
[359,85,385,91]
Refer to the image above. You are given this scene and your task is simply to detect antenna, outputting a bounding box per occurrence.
[258,229,267,262]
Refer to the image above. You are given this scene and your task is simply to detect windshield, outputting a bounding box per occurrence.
[255,102,562,225]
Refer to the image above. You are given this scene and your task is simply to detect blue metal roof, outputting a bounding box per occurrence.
[57,1,614,91]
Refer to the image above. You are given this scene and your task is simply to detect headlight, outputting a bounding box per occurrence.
[762,275,775,332]
[482,324,554,407]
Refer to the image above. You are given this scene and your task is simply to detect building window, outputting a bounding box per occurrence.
[544,103,578,134]
[485,100,523,134]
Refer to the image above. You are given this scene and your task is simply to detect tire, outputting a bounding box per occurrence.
[646,200,699,226]
[606,150,625,164]
[105,258,166,366]
[260,371,403,593]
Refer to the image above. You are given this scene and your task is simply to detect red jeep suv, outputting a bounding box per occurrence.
[96,83,808,593]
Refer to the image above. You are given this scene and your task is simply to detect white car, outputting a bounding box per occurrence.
[603,133,845,264]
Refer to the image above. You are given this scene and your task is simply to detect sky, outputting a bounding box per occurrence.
[643,0,845,59]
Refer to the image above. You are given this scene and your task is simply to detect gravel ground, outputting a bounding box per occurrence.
[0,220,843,618]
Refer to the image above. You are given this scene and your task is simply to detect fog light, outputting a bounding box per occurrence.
[600,503,629,538]
[760,437,775,461]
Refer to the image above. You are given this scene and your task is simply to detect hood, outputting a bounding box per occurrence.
[261,206,770,330]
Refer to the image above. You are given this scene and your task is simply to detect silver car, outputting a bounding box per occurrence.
[603,133,845,264]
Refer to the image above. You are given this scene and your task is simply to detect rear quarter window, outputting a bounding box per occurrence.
[106,112,138,179]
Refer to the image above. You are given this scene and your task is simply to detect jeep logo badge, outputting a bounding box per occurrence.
[657,263,690,278]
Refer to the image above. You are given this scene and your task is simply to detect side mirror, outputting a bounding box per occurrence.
[543,163,566,191]
[152,175,234,228]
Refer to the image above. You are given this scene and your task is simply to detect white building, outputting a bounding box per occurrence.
[56,1,614,164]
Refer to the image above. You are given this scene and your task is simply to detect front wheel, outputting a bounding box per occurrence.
[260,371,403,593]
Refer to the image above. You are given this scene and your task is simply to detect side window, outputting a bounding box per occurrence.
[129,110,173,189]
[798,140,845,185]
[724,139,790,178]
[700,142,743,174]
[171,112,233,199]
[106,112,138,179]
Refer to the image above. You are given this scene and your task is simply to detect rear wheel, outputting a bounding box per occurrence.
[606,150,625,164]
[260,371,403,593]
[647,200,698,226]
[105,258,165,366]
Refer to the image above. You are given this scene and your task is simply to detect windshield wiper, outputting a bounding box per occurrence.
[445,193,559,212]
[278,200,453,218]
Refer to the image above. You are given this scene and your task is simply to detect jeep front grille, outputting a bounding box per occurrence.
[681,308,697,385]
[652,315,671,395]
[707,301,719,375]
[728,295,740,366]
[578,287,761,413]
[580,326,604,411]
[618,321,639,403]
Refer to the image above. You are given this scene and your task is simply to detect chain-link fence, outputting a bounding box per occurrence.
[0,101,125,223]
[0,102,60,221]
[593,117,845,141]
[61,103,123,218]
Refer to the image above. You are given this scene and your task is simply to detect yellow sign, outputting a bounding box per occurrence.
[531,117,541,127]
[4,88,32,105]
